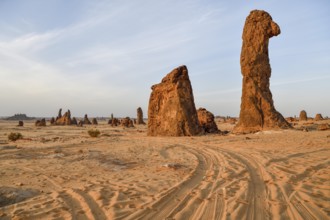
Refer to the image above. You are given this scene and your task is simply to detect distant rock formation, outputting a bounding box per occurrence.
[136,107,146,125]
[148,65,201,136]
[78,120,84,127]
[197,108,219,133]
[233,10,291,134]
[18,121,24,127]
[50,117,55,125]
[299,110,307,121]
[83,114,92,125]
[71,117,78,125]
[55,109,72,125]
[35,118,46,126]
[314,113,323,121]
[6,114,35,121]
[121,117,134,128]
[56,108,62,121]
[92,118,98,125]
[109,118,119,126]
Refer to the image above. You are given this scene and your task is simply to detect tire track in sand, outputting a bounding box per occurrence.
[125,145,227,220]
[217,148,269,220]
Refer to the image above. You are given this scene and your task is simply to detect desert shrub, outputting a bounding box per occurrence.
[88,129,100,137]
[8,132,23,141]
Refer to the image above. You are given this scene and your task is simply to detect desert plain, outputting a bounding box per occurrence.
[0,119,329,220]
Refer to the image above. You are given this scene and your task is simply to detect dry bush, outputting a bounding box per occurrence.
[8,132,23,141]
[88,129,100,137]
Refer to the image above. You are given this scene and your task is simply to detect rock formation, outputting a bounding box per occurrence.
[121,117,134,128]
[197,108,219,133]
[314,113,323,121]
[83,114,92,125]
[109,118,119,126]
[71,117,78,125]
[35,118,46,126]
[92,118,98,125]
[50,117,55,125]
[136,107,146,125]
[299,110,307,121]
[78,120,84,127]
[55,109,72,125]
[233,10,291,134]
[148,65,201,136]
[56,108,62,121]
[18,121,24,127]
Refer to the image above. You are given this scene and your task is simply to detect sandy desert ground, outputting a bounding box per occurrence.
[0,119,329,220]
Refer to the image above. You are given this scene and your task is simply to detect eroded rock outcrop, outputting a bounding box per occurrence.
[136,107,146,125]
[35,118,46,126]
[92,118,98,125]
[299,110,307,121]
[121,117,134,128]
[18,121,24,127]
[83,114,92,125]
[148,65,201,136]
[109,118,119,126]
[233,10,291,134]
[55,109,72,125]
[71,117,78,125]
[314,113,323,121]
[197,108,219,133]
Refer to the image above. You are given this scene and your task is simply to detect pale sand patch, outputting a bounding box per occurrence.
[0,119,329,219]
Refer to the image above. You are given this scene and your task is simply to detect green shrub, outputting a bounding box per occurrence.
[8,132,23,141]
[88,129,100,137]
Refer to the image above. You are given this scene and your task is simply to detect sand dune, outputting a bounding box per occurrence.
[0,120,329,219]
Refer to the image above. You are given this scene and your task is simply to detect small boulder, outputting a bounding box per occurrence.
[197,108,220,133]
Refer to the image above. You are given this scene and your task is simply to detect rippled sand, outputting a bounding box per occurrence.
[0,119,329,219]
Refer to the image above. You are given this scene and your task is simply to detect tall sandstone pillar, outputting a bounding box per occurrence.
[233,10,291,134]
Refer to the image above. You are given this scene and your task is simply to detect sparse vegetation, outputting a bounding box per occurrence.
[8,132,23,141]
[88,129,100,137]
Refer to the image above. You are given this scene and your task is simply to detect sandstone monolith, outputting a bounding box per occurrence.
[83,114,92,125]
[92,118,98,125]
[197,108,219,133]
[148,65,201,136]
[233,10,291,134]
[299,110,307,121]
[71,117,78,125]
[314,113,323,121]
[136,107,145,125]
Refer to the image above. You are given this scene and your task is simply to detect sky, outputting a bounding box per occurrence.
[0,0,329,118]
